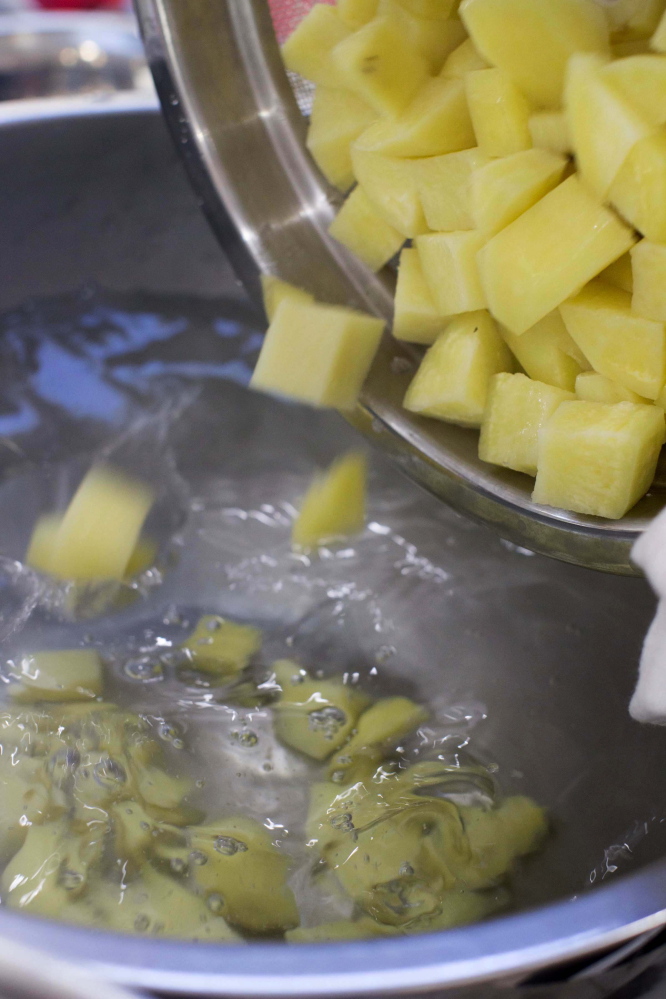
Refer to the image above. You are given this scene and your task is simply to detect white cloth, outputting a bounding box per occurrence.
[631,505,666,723]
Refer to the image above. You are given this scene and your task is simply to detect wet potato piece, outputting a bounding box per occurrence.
[181,615,262,678]
[8,650,103,704]
[327,695,428,782]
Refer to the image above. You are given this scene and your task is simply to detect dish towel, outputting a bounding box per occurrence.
[630,506,666,723]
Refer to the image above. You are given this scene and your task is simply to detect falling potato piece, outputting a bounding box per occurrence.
[8,650,102,704]
[260,275,314,325]
[181,615,262,677]
[26,512,155,582]
[292,452,367,550]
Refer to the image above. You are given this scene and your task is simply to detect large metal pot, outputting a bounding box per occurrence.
[2,96,666,999]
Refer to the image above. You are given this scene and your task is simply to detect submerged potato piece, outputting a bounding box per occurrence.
[281,4,351,86]
[181,615,261,677]
[527,112,571,156]
[417,148,488,232]
[601,55,666,127]
[351,147,426,237]
[500,311,587,393]
[9,650,102,703]
[559,280,666,400]
[26,514,154,582]
[260,275,314,325]
[292,452,367,549]
[251,298,384,411]
[600,251,634,293]
[478,176,637,335]
[575,372,649,405]
[631,240,666,321]
[458,797,548,890]
[533,400,665,519]
[189,815,299,934]
[479,373,573,476]
[609,130,666,243]
[332,16,430,117]
[471,149,567,239]
[111,800,161,870]
[440,38,488,78]
[271,659,370,759]
[135,766,191,813]
[393,247,449,345]
[329,186,404,271]
[306,87,376,192]
[459,0,609,108]
[404,311,514,426]
[0,764,52,863]
[354,76,475,159]
[465,68,531,158]
[416,231,487,315]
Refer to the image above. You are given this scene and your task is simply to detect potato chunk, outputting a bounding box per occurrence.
[306,87,376,192]
[559,280,666,399]
[181,615,261,677]
[404,311,514,426]
[338,0,380,28]
[631,240,666,321]
[393,0,458,18]
[393,247,449,344]
[609,130,666,243]
[416,231,487,315]
[377,0,466,72]
[465,68,532,158]
[440,38,488,78]
[332,16,430,116]
[600,251,634,293]
[251,298,384,410]
[575,372,649,405]
[533,401,665,519]
[459,0,609,108]
[9,650,102,703]
[418,148,487,232]
[601,55,666,126]
[478,175,636,335]
[282,5,351,87]
[353,76,475,158]
[292,452,367,548]
[329,186,404,271]
[260,275,313,324]
[471,149,567,238]
[351,147,426,237]
[479,373,573,476]
[500,311,586,392]
[527,112,572,156]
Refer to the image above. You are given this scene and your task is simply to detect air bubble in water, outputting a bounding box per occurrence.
[170,857,187,874]
[123,656,163,682]
[214,836,248,856]
[207,893,225,913]
[308,706,346,740]
[189,850,208,866]
[232,730,258,748]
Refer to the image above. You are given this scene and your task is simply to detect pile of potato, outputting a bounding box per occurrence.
[252,0,666,521]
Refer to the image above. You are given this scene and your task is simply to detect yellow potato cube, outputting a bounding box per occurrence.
[417,148,488,231]
[393,247,449,343]
[500,311,586,392]
[338,0,379,28]
[306,87,377,191]
[292,452,367,548]
[351,147,426,236]
[601,55,666,126]
[653,9,666,49]
[403,310,514,426]
[459,0,609,109]
[632,240,666,320]
[479,372,573,476]
[565,53,651,200]
[26,513,155,582]
[559,279,666,399]
[609,130,666,243]
[528,112,572,156]
[478,175,637,335]
[329,185,404,271]
[181,616,261,677]
[600,251,634,293]
[282,5,351,87]
[353,76,475,158]
[261,275,314,324]
[9,650,102,703]
[465,68,532,158]
[440,38,489,78]
[332,16,430,116]
[532,400,665,519]
[377,0,466,71]
[250,298,384,410]
[416,231,486,315]
[470,148,567,238]
[575,371,649,405]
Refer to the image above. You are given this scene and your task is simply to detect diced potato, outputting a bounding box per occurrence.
[338,0,380,28]
[353,76,475,158]
[471,149,567,238]
[0,766,51,863]
[403,311,514,426]
[440,38,489,78]
[181,615,261,676]
[292,452,367,548]
[653,9,666,49]
[393,247,449,344]
[261,275,314,325]
[632,240,666,321]
[465,68,532,158]
[332,16,430,116]
[306,87,377,191]
[418,148,488,232]
[250,298,384,410]
[394,0,458,18]
[282,5,351,87]
[478,175,637,335]
[565,53,651,199]
[416,231,487,315]
[601,55,666,126]
[351,147,426,237]
[9,650,102,703]
[600,251,634,293]
[608,0,666,37]
[459,0,610,109]
[609,130,666,243]
[377,0,467,71]
[329,186,404,271]
[528,111,572,156]
[479,372,573,476]
[532,400,665,519]
[458,796,548,889]
[559,279,666,399]
[500,311,586,392]
[575,372,650,405]
[338,696,427,757]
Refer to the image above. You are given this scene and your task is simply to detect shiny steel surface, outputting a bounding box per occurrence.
[133,0,663,577]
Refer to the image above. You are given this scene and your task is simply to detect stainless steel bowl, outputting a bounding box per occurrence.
[1,94,666,998]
